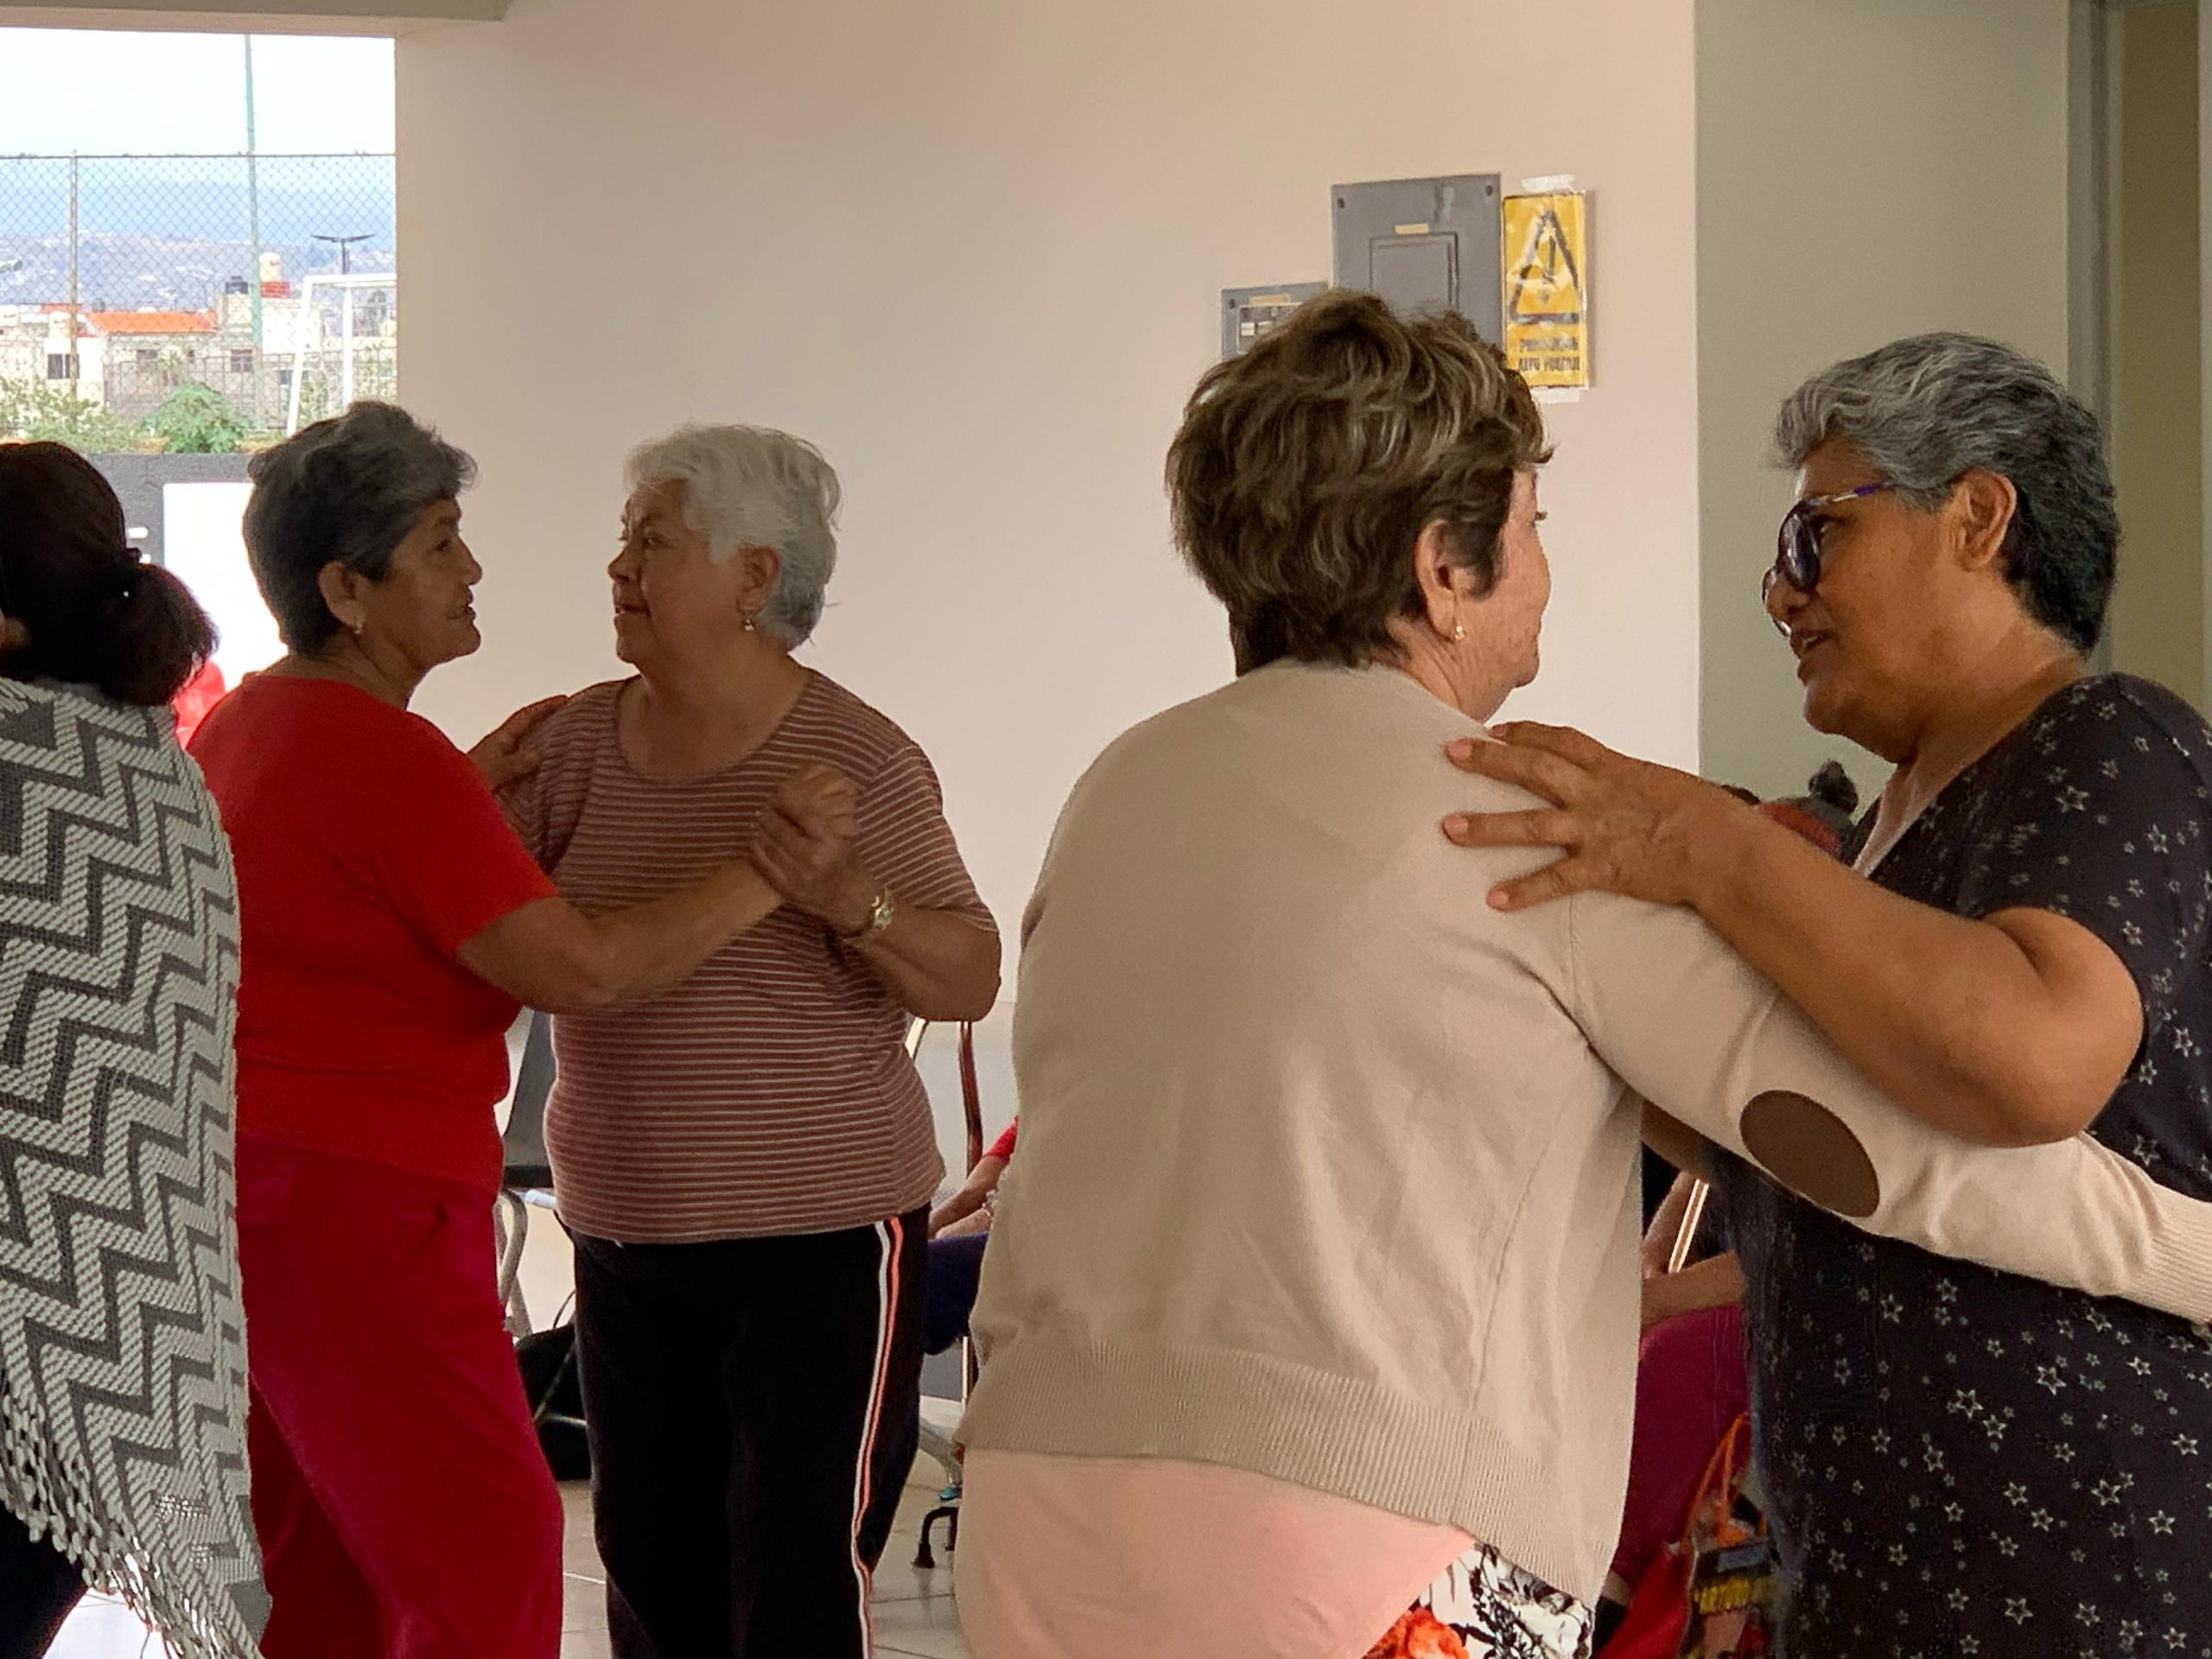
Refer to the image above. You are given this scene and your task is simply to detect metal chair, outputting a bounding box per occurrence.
[494,1009,560,1337]
[493,1009,592,1472]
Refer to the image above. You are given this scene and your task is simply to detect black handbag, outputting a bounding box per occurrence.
[516,1312,590,1482]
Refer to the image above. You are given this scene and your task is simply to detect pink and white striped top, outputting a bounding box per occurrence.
[504,673,994,1243]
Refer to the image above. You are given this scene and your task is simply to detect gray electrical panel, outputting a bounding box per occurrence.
[1331,174,1503,341]
[1221,282,1326,359]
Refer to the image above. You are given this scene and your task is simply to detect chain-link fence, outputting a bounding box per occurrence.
[0,152,396,451]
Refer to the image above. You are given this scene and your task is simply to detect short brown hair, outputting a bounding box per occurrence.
[1167,290,1548,672]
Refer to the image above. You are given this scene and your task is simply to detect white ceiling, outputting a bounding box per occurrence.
[0,0,502,31]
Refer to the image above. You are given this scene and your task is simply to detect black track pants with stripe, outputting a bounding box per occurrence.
[570,1210,927,1659]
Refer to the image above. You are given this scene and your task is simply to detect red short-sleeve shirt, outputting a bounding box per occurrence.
[192,675,556,1192]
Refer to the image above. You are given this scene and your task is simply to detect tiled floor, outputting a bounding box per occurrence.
[50,1472,976,1659]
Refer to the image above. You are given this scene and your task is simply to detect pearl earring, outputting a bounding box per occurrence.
[1452,622,1466,643]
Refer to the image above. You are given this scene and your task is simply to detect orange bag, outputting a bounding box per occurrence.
[1599,1414,1774,1659]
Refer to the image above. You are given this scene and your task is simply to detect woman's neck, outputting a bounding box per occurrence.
[625,644,813,779]
[271,639,423,710]
[1870,638,2086,861]
[1386,629,1512,725]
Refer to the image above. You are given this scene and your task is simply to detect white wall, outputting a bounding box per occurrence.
[163,480,285,681]
[1695,0,2075,800]
[396,0,1700,935]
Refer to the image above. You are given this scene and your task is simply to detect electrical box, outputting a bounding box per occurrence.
[1331,174,1503,341]
[1221,282,1327,359]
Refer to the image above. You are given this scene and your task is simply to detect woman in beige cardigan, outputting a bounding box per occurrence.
[954,292,2212,1659]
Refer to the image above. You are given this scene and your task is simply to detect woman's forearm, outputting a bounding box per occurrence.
[1570,895,2212,1322]
[854,905,1001,1023]
[931,1154,1008,1234]
[461,861,779,1014]
[1683,811,2138,1146]
[1640,1253,1745,1331]
[579,862,782,1005]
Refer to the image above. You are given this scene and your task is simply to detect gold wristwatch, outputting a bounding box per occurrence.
[840,885,896,944]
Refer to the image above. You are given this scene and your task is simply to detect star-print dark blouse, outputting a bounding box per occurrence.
[1719,674,2212,1658]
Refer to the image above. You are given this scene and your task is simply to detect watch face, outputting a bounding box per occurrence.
[846,888,893,941]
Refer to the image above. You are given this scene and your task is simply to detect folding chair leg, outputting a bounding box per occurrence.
[494,1189,531,1338]
[913,1501,960,1571]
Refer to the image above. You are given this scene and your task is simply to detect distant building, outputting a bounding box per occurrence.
[0,304,95,399]
[80,308,224,417]
[1,251,391,433]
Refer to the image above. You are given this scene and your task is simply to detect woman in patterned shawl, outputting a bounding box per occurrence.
[1447,333,2212,1653]
[0,442,260,1659]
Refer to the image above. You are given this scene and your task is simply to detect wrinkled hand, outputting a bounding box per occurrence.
[470,696,569,792]
[751,764,873,931]
[1439,721,1745,912]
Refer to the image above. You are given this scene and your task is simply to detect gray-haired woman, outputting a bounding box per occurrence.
[193,402,819,1659]
[497,423,999,1659]
[951,296,2212,1659]
[1447,333,2212,1649]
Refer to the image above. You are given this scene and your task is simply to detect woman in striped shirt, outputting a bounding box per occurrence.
[502,423,1000,1659]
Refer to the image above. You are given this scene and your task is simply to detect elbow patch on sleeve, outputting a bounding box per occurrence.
[1743,1090,1880,1218]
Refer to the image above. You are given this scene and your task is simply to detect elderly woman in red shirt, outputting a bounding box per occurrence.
[191,403,842,1659]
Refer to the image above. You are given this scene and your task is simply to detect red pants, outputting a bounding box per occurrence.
[238,1140,563,1659]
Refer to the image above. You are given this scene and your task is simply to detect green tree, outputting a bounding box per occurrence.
[0,379,148,453]
[143,382,251,454]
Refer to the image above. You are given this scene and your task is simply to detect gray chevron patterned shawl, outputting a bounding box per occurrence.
[0,681,264,1658]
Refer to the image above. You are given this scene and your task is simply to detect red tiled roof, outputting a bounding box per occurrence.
[86,310,214,336]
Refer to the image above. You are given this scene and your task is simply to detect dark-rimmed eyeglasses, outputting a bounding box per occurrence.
[1761,481,1895,638]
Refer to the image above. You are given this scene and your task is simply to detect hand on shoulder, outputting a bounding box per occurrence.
[470,696,572,791]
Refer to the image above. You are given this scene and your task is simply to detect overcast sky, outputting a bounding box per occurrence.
[0,30,393,155]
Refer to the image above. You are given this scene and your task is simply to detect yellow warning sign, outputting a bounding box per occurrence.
[1501,191,1590,390]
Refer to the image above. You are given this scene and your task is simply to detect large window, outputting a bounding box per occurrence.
[0,30,396,455]
[0,28,395,685]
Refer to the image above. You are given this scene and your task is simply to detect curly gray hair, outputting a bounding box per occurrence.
[624,424,842,645]
[1774,333,2117,653]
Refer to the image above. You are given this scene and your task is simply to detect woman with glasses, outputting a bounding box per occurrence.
[1446,332,2212,1650]
[953,301,2212,1659]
